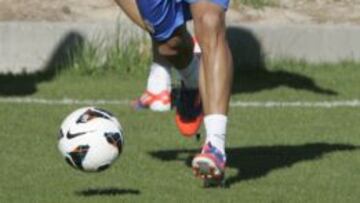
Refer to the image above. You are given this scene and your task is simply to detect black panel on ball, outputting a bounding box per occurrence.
[97,164,110,172]
[68,145,90,170]
[65,157,76,168]
[104,132,123,153]
[58,129,64,140]
[94,108,114,117]
[76,109,112,124]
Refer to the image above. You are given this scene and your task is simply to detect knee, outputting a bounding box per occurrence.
[157,35,183,56]
[156,31,193,57]
[194,11,226,46]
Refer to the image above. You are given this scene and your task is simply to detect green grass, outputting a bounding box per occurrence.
[66,37,151,76]
[1,56,360,202]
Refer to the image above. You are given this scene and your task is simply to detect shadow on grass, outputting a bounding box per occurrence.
[0,31,84,96]
[76,187,140,197]
[226,26,338,96]
[150,143,359,186]
[0,26,338,97]
[232,69,338,95]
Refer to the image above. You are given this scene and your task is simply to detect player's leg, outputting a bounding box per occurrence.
[133,30,201,112]
[151,26,203,136]
[130,0,203,136]
[132,40,173,112]
[190,0,233,184]
[191,1,232,115]
[115,0,172,111]
[152,26,194,71]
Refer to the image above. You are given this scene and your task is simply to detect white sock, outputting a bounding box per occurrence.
[147,62,171,94]
[177,56,199,89]
[204,114,228,154]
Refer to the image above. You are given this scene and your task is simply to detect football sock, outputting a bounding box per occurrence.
[204,114,227,155]
[177,56,199,89]
[147,62,171,94]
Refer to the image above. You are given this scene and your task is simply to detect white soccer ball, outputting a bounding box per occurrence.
[58,107,124,172]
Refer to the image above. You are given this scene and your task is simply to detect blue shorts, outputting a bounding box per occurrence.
[136,0,229,41]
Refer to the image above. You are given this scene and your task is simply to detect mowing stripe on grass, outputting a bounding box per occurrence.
[1,97,360,108]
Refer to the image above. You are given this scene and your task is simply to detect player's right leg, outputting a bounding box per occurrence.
[115,0,172,112]
[189,0,233,186]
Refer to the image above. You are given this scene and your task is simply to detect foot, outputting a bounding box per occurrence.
[131,90,171,112]
[192,142,226,186]
[175,84,203,137]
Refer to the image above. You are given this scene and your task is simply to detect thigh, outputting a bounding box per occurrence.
[185,0,230,10]
[136,0,189,41]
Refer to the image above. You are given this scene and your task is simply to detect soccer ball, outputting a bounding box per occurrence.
[58,107,124,172]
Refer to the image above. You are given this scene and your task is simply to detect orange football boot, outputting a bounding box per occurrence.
[175,84,203,137]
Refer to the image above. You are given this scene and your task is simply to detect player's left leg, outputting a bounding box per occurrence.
[115,0,173,112]
[131,42,172,112]
[135,28,197,112]
[117,0,203,132]
[152,27,204,136]
[151,27,203,137]
[189,0,233,185]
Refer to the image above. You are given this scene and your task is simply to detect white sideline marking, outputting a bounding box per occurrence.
[1,97,360,108]
[0,97,130,106]
[230,100,360,108]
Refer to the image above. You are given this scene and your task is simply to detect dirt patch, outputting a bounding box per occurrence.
[231,0,360,25]
[0,0,359,25]
[0,0,120,22]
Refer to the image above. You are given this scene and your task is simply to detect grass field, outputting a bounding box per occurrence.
[1,59,360,202]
